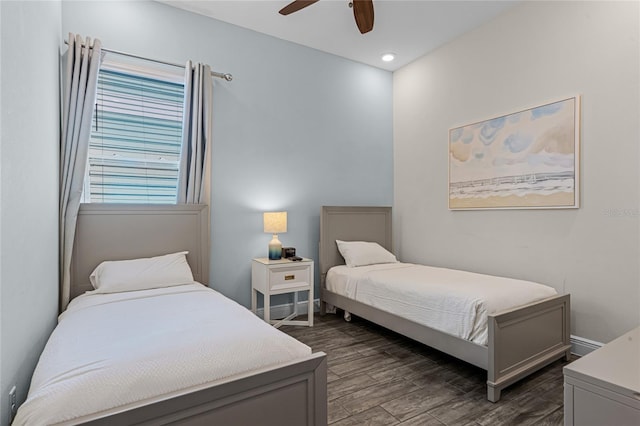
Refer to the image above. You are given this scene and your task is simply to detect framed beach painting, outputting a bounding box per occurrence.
[448,96,580,210]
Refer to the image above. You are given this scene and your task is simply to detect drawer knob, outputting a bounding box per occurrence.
[285,274,295,281]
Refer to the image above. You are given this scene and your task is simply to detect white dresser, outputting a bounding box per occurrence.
[563,326,640,426]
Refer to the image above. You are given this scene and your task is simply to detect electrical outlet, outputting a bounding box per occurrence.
[8,385,17,424]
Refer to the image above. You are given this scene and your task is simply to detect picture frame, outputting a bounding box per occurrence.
[448,96,580,210]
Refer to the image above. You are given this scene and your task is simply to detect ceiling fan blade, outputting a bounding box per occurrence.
[279,0,320,16]
[352,0,374,34]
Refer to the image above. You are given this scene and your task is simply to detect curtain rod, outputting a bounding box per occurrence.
[64,40,233,81]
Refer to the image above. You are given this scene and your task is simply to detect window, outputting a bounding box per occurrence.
[84,60,184,203]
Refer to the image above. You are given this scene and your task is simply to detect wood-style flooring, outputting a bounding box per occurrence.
[281,313,573,426]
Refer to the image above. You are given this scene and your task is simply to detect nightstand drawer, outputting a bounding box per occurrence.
[269,265,310,290]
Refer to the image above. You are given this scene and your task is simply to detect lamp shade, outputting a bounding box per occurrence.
[263,212,287,234]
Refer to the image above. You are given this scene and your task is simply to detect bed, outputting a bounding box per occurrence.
[15,204,327,425]
[319,206,570,402]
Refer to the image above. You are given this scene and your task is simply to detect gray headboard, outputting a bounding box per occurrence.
[319,206,392,284]
[71,204,210,300]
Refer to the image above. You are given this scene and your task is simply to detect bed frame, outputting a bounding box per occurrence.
[70,203,327,425]
[319,206,570,402]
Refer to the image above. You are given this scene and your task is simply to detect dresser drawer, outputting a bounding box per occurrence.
[565,379,640,426]
[269,265,311,290]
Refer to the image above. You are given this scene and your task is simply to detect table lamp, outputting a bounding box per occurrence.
[263,211,287,260]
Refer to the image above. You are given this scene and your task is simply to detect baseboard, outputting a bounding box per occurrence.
[570,335,603,357]
[255,299,321,319]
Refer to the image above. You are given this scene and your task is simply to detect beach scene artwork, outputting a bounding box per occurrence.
[449,97,580,209]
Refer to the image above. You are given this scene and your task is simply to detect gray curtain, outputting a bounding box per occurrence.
[177,61,213,204]
[60,33,103,310]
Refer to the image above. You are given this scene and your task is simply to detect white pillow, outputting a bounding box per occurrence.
[90,251,195,293]
[336,240,397,267]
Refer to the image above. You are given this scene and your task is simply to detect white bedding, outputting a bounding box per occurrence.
[326,263,558,346]
[14,283,311,425]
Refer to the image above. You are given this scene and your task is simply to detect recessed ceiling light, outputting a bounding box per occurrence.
[381,53,395,62]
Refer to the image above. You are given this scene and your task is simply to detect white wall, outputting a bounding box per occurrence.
[394,0,639,344]
[0,1,61,423]
[62,1,393,307]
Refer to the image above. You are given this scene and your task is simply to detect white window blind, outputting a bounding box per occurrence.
[86,63,184,203]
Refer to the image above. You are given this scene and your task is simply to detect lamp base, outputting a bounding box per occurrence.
[268,234,282,260]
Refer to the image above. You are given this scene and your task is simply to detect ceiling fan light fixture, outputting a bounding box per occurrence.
[381,53,395,62]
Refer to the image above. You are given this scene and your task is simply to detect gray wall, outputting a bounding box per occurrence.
[394,0,639,344]
[0,1,61,423]
[61,1,393,306]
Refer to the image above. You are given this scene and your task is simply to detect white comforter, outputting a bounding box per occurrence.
[326,263,558,346]
[14,283,311,425]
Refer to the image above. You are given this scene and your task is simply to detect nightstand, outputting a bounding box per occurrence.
[251,257,314,328]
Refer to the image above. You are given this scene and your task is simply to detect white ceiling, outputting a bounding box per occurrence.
[159,0,517,71]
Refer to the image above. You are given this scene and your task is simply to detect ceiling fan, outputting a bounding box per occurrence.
[279,0,375,34]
